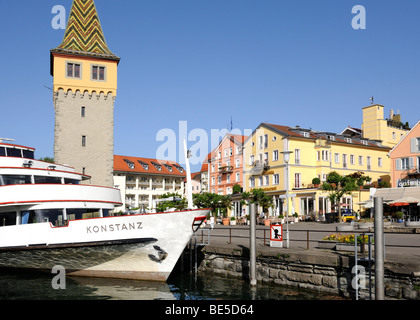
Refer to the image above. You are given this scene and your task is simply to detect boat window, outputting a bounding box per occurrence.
[67,209,101,221]
[22,150,35,159]
[7,148,22,157]
[34,176,62,184]
[0,175,32,186]
[29,209,65,227]
[64,178,80,185]
[0,212,16,227]
[0,147,5,156]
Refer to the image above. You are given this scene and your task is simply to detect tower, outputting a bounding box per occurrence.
[50,0,120,187]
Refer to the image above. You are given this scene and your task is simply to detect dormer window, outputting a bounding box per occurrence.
[345,138,352,143]
[123,159,135,169]
[152,162,162,171]
[327,135,335,141]
[301,131,309,138]
[137,160,149,170]
[361,140,368,145]
[164,164,173,172]
[173,165,184,173]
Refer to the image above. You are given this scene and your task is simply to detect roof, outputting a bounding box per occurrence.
[373,187,420,202]
[388,120,420,156]
[114,155,186,177]
[51,0,120,62]
[244,123,391,150]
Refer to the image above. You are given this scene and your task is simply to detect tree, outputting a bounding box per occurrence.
[155,192,186,213]
[193,193,231,217]
[39,157,54,163]
[321,171,371,222]
[242,188,273,214]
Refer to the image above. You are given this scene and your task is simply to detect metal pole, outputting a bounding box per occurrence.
[374,197,385,300]
[285,161,290,248]
[250,203,257,286]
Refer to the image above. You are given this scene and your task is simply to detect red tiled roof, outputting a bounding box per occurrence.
[114,155,186,176]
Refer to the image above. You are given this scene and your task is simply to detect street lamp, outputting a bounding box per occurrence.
[281,150,293,248]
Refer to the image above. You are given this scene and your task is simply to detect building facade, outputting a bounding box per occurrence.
[113,155,186,211]
[51,0,120,187]
[242,123,392,219]
[361,104,409,148]
[208,134,247,195]
[389,121,420,188]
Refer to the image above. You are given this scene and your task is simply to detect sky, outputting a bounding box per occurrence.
[1,0,420,173]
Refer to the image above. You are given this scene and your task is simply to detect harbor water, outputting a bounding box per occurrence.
[0,269,343,300]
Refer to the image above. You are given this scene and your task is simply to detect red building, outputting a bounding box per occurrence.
[208,134,247,195]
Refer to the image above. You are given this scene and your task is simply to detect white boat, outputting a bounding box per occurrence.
[0,140,208,281]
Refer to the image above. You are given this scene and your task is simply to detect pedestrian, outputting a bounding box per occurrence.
[210,216,214,230]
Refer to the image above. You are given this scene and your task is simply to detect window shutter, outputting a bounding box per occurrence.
[411,138,418,153]
[396,158,402,171]
[409,157,415,169]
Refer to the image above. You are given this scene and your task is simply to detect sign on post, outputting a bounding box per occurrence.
[270,224,283,247]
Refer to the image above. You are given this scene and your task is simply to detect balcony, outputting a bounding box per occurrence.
[219,166,233,174]
[406,167,420,176]
[249,160,269,176]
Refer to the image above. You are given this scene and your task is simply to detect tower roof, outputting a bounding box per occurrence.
[51,0,120,62]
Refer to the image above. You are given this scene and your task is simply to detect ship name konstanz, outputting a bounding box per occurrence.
[86,222,143,234]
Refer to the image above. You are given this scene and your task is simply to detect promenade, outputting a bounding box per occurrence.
[196,221,420,273]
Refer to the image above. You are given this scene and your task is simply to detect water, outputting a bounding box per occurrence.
[0,270,343,300]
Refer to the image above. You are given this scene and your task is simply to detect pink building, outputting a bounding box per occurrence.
[389,120,420,187]
[208,134,247,195]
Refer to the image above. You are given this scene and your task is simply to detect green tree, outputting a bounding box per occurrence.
[193,193,232,217]
[321,171,371,222]
[242,188,273,214]
[155,192,186,213]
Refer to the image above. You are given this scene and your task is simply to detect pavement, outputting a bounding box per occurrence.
[194,221,420,274]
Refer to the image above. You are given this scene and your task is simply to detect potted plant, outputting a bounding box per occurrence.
[312,177,321,188]
[230,216,236,226]
[395,211,404,223]
[293,212,299,223]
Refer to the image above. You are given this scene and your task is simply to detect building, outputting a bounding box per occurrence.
[208,134,247,195]
[113,155,186,211]
[389,120,420,188]
[50,0,120,187]
[361,104,409,148]
[199,153,210,193]
[242,123,392,219]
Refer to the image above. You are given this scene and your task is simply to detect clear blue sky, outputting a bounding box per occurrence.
[1,0,420,173]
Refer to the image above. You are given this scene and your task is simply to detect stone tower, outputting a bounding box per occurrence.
[50,0,120,187]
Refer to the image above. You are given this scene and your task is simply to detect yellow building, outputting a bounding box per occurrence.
[242,123,392,220]
[361,104,409,148]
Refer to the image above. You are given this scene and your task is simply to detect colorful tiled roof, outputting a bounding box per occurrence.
[51,0,119,61]
[114,155,186,177]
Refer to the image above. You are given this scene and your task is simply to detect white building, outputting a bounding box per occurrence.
[113,155,186,211]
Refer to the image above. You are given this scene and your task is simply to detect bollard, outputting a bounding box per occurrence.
[250,203,257,286]
[374,197,385,300]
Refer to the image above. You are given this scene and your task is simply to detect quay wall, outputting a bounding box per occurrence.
[196,245,420,300]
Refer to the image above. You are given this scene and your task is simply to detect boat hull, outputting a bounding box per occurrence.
[0,209,208,281]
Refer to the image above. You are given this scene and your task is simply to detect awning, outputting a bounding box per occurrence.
[388,196,420,206]
[373,187,420,202]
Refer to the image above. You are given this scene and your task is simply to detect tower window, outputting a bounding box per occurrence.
[82,136,86,147]
[81,106,85,118]
[67,62,81,78]
[92,65,106,81]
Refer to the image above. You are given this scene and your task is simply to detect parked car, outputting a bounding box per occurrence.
[325,209,357,223]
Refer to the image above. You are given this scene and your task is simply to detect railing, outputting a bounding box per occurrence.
[199,226,420,251]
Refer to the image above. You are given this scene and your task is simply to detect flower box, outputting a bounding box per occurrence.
[336,243,373,253]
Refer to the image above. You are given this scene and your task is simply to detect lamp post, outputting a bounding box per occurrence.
[281,150,293,249]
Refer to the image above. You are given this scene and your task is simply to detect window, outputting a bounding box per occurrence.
[335,153,340,164]
[273,150,279,161]
[378,157,383,167]
[392,132,396,140]
[273,174,279,185]
[249,177,255,188]
[264,134,268,149]
[343,154,348,168]
[212,177,215,186]
[264,175,269,186]
[224,149,228,157]
[91,65,106,81]
[229,148,233,156]
[235,159,240,168]
[367,156,371,170]
[259,176,263,187]
[295,149,300,164]
[236,172,240,182]
[359,156,363,166]
[249,155,255,165]
[317,151,320,161]
[294,173,302,188]
[218,175,221,184]
[67,62,81,78]
[350,155,355,165]
[123,159,135,169]
[227,174,231,183]
[236,146,241,154]
[410,138,420,153]
[82,135,86,147]
[401,158,410,170]
[322,150,329,161]
[151,162,162,171]
[81,106,85,118]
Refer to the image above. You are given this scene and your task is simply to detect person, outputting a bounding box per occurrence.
[210,216,215,230]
